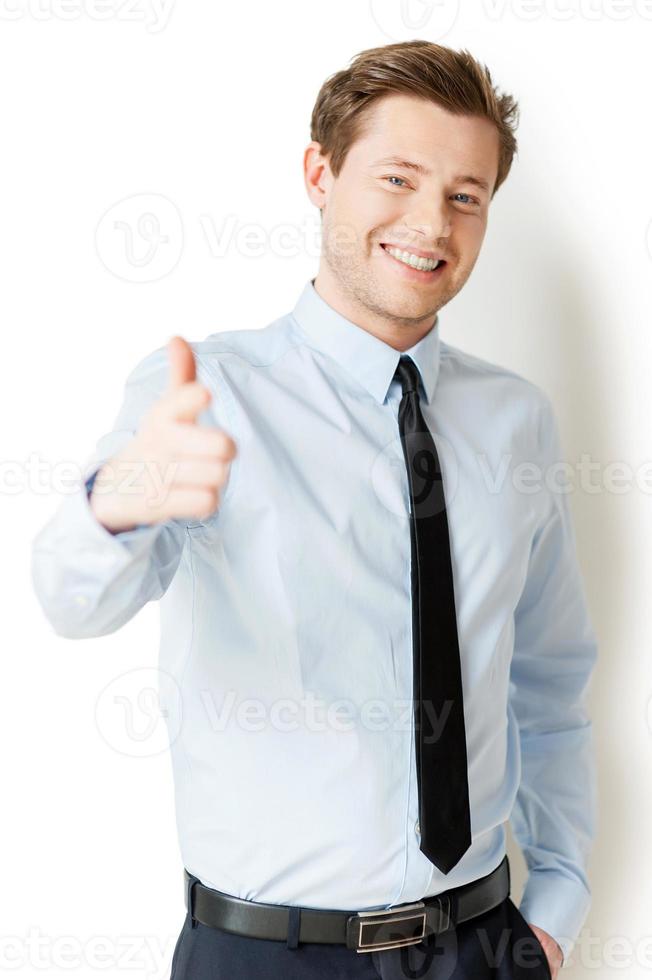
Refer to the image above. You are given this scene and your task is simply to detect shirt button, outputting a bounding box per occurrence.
[415,820,420,835]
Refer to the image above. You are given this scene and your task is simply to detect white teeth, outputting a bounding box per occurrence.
[384,245,441,272]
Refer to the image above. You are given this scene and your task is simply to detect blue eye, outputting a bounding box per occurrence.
[383,178,479,207]
[454,193,478,206]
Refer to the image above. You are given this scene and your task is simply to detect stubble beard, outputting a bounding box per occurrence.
[321,230,469,332]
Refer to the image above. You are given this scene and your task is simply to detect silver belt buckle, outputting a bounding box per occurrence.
[348,895,451,953]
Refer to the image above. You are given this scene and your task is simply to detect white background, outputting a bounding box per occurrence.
[3,1,651,977]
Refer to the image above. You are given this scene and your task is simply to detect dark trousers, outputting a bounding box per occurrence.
[170,878,551,980]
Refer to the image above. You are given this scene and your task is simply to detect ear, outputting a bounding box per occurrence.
[303,141,333,212]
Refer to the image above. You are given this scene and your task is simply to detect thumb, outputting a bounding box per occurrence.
[167,335,196,391]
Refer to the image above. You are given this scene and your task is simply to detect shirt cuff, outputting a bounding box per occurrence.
[518,867,591,967]
[84,467,162,549]
[80,468,164,557]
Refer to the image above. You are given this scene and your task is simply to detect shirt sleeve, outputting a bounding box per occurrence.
[30,344,223,640]
[508,392,599,967]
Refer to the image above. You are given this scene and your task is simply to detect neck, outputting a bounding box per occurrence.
[312,269,437,353]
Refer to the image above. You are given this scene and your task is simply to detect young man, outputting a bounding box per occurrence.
[32,40,597,979]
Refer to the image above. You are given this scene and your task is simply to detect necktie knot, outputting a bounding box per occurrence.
[394,355,421,398]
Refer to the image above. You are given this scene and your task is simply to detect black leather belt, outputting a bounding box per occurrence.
[184,854,510,953]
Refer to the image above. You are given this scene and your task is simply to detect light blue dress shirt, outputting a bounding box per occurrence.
[31,277,598,964]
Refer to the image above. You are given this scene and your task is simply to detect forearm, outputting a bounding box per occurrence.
[31,472,185,638]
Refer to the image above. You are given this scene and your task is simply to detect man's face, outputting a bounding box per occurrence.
[307,93,500,338]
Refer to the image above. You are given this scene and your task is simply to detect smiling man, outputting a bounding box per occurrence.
[309,94,499,349]
[32,40,597,980]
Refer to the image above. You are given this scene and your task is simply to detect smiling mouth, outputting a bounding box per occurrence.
[379,243,447,277]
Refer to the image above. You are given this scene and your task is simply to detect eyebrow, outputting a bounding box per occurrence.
[370,156,491,193]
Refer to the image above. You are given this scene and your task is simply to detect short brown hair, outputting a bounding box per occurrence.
[310,40,519,198]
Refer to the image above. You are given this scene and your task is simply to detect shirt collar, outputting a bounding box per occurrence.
[290,278,441,406]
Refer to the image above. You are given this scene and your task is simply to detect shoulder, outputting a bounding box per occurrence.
[121,313,302,393]
[439,338,555,429]
[191,313,303,374]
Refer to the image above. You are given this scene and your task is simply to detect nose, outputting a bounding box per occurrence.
[402,199,452,241]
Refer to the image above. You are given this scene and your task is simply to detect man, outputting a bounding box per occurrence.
[31,40,597,979]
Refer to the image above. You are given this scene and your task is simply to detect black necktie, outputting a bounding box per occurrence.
[394,354,472,874]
